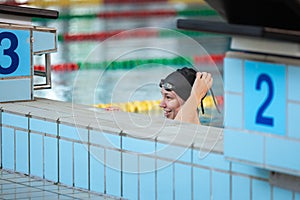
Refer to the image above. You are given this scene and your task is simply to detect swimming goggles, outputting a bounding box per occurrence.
[159,79,175,91]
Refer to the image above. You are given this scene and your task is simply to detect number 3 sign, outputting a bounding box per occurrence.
[0,28,30,78]
[244,60,286,135]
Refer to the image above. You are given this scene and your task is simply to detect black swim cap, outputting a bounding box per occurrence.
[159,67,197,101]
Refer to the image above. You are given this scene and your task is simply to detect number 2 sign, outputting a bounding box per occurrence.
[244,60,286,135]
[0,28,30,78]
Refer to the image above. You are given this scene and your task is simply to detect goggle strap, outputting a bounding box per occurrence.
[210,88,221,114]
[200,99,205,115]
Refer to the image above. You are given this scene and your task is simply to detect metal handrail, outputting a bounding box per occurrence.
[34,53,52,90]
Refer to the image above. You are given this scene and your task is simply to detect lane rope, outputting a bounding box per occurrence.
[34,54,225,72]
[94,95,224,113]
[32,8,217,21]
[11,0,207,7]
[58,29,224,42]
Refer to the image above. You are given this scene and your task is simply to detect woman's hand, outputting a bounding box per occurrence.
[191,72,213,105]
[105,106,121,111]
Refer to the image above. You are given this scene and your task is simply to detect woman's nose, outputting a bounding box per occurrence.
[159,99,166,108]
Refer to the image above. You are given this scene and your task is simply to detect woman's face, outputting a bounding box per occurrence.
[159,88,185,119]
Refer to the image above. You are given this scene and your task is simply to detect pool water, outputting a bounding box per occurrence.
[33,3,228,127]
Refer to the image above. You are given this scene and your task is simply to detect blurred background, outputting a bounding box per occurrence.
[4,0,230,127]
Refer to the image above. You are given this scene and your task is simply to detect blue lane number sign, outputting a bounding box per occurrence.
[0,29,30,78]
[244,60,286,135]
[255,73,274,126]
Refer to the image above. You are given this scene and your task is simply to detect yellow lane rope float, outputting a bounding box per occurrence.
[94,95,223,113]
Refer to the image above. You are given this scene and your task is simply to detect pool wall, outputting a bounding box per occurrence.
[224,50,300,177]
[0,98,299,199]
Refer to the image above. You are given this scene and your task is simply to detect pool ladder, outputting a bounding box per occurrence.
[33,26,57,90]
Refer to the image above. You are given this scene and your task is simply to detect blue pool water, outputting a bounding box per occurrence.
[33,3,229,127]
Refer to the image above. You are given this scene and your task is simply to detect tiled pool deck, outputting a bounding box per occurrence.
[3,98,300,199]
[0,169,123,200]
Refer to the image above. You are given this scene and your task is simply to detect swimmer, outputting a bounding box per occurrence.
[159,67,213,124]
